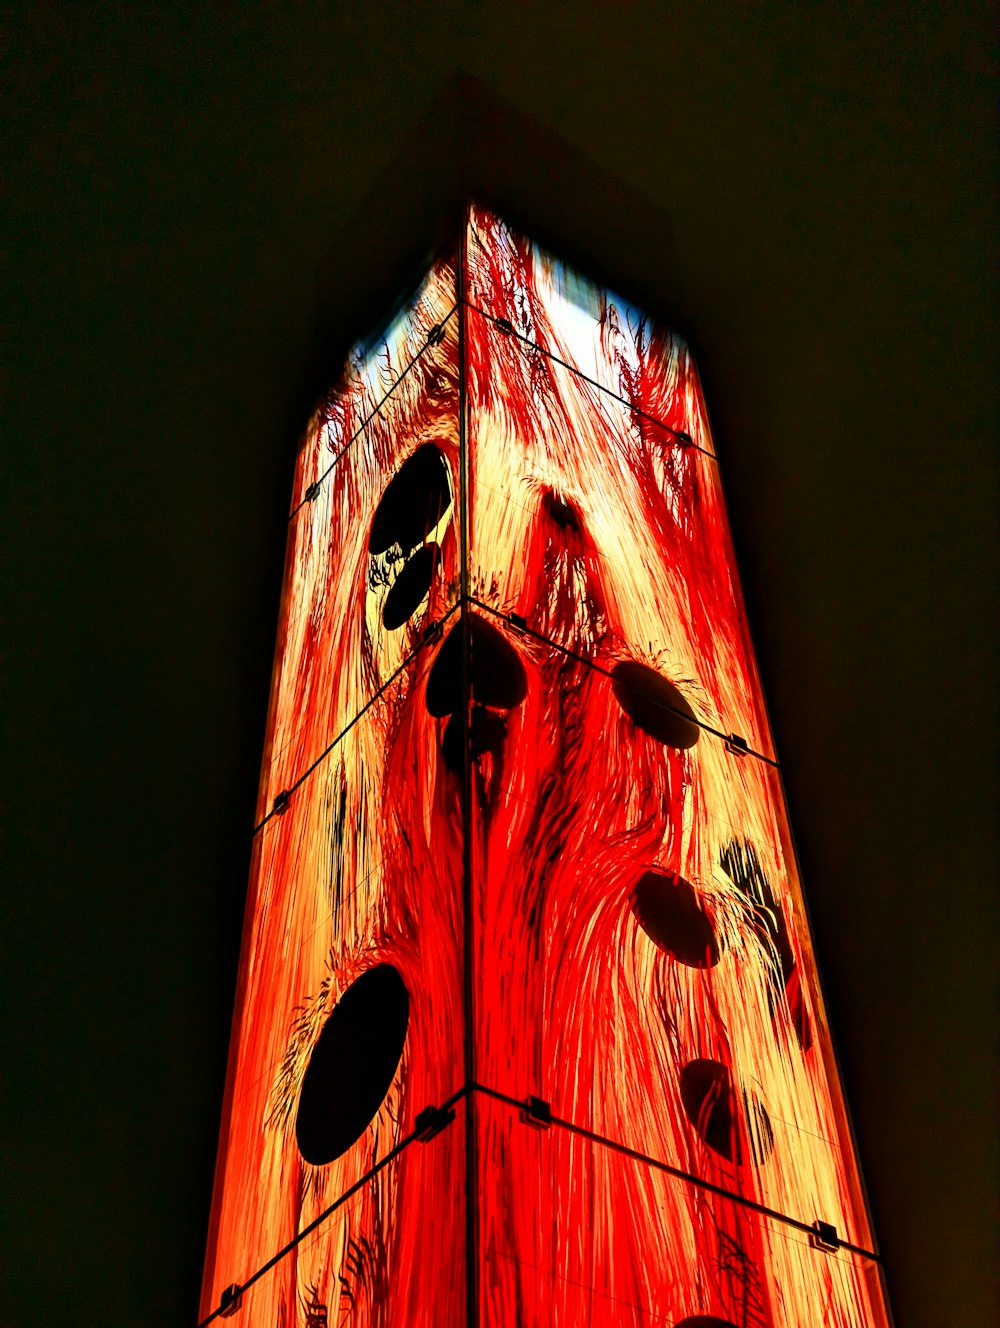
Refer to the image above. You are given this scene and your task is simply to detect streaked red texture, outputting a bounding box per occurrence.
[477,1092,883,1327]
[465,207,889,1326]
[289,261,458,513]
[468,638,881,1322]
[259,283,461,822]
[200,261,467,1326]
[465,216,773,761]
[200,655,468,1326]
[200,213,891,1328]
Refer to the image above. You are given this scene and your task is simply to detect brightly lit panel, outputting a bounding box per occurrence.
[200,256,466,1327]
[464,205,889,1327]
[199,212,892,1328]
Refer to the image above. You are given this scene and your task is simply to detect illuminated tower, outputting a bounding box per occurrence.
[198,206,893,1328]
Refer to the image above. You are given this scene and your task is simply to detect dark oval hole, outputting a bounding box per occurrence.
[382,544,439,631]
[425,613,528,717]
[680,1059,736,1160]
[674,1319,740,1328]
[542,489,582,532]
[632,870,720,968]
[720,838,796,1004]
[295,964,409,1166]
[368,444,451,555]
[611,660,700,749]
[679,1059,772,1166]
[441,704,510,772]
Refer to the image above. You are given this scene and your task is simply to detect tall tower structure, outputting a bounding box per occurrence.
[199,206,893,1328]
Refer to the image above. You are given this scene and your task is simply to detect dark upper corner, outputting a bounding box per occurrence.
[291,73,696,446]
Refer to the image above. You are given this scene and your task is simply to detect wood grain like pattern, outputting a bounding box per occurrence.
[199,214,891,1328]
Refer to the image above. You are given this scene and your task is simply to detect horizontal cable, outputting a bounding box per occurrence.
[289,303,460,521]
[198,1074,878,1325]
[466,594,778,768]
[197,1083,469,1327]
[463,298,716,461]
[469,1082,880,1264]
[254,587,776,841]
[253,599,461,835]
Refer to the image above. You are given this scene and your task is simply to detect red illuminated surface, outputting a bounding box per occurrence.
[199,209,892,1327]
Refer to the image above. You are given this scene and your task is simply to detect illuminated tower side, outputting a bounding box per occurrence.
[198,207,893,1328]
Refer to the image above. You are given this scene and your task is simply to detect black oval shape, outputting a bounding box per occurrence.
[295,965,409,1166]
[441,704,510,772]
[680,1059,736,1160]
[425,614,528,717]
[720,838,796,1004]
[611,661,699,748]
[369,444,451,555]
[382,544,439,631]
[679,1059,772,1166]
[542,489,582,533]
[471,615,529,710]
[674,1319,740,1328]
[632,870,720,968]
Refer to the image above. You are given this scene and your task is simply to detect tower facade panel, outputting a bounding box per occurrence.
[201,257,467,1326]
[200,210,892,1328]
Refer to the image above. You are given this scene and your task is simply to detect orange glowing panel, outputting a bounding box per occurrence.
[199,209,892,1328]
[464,206,889,1327]
[200,255,467,1327]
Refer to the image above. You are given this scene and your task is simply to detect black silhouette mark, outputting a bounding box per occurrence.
[679,1059,773,1166]
[611,660,700,749]
[368,444,451,555]
[674,1318,740,1328]
[542,489,582,533]
[721,840,812,1052]
[441,703,510,772]
[632,869,720,968]
[425,613,528,717]
[382,544,440,631]
[295,965,409,1166]
[302,1283,329,1328]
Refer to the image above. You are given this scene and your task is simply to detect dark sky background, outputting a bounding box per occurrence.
[4,5,997,1327]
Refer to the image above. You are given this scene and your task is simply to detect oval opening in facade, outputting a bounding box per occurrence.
[632,869,720,968]
[679,1058,772,1166]
[368,444,451,555]
[611,660,700,748]
[295,964,409,1166]
[382,543,440,631]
